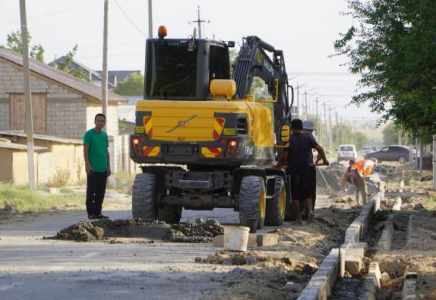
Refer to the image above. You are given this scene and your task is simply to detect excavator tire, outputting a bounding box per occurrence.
[158,205,182,224]
[265,177,285,226]
[239,176,266,233]
[132,173,158,220]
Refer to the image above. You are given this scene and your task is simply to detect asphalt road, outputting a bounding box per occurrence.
[0,208,243,300]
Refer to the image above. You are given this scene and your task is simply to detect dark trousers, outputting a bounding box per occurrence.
[86,171,108,216]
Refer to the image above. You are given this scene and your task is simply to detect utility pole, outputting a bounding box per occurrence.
[148,0,153,38]
[335,111,339,147]
[304,90,308,119]
[19,0,35,190]
[295,85,300,118]
[102,0,109,125]
[323,102,328,148]
[191,6,208,39]
[328,106,333,153]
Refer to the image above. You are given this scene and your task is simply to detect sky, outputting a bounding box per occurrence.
[0,0,381,123]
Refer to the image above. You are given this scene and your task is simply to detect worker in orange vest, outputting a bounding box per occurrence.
[350,158,377,205]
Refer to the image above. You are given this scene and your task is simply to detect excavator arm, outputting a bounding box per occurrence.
[233,35,292,137]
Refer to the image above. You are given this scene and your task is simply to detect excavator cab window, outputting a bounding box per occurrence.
[209,43,230,81]
[145,40,197,99]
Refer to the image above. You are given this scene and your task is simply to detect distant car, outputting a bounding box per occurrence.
[361,146,377,157]
[337,144,357,162]
[364,145,410,164]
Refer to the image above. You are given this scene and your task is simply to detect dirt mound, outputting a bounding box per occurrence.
[201,250,317,271]
[198,251,318,300]
[47,221,106,242]
[169,219,224,243]
[48,218,224,243]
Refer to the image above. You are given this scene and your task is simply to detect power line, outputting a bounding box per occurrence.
[114,0,147,38]
[0,2,101,26]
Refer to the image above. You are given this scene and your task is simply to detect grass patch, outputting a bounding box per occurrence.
[0,183,83,213]
[424,196,436,211]
[112,172,135,195]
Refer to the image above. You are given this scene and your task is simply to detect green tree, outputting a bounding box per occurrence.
[113,73,144,96]
[2,30,88,81]
[53,45,89,82]
[354,132,369,150]
[0,30,44,62]
[382,123,398,146]
[334,0,436,139]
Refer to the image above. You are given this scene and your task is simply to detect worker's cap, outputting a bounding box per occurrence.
[303,120,315,131]
[369,158,378,165]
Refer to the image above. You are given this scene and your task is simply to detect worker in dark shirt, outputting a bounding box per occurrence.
[275,119,329,224]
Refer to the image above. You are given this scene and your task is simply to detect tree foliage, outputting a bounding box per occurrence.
[113,73,144,96]
[334,0,436,139]
[52,45,90,81]
[0,30,45,62]
[2,30,88,81]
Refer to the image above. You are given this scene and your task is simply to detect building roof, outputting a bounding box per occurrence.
[0,49,127,103]
[49,56,115,89]
[0,141,47,151]
[0,131,82,144]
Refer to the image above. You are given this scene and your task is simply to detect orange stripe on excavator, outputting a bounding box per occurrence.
[142,146,160,157]
[201,147,222,158]
[143,116,153,138]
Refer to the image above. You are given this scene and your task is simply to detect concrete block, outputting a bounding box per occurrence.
[378,221,394,251]
[345,227,360,243]
[353,242,368,252]
[368,262,381,288]
[213,235,224,247]
[345,254,362,275]
[256,233,278,246]
[393,196,402,211]
[247,234,257,247]
[215,233,279,248]
[402,279,417,300]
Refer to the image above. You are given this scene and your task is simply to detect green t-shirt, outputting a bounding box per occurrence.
[83,129,109,172]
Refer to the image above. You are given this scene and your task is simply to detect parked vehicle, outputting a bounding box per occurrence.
[361,146,377,157]
[337,144,357,162]
[364,145,410,163]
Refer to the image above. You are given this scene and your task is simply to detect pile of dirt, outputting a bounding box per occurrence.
[47,221,106,242]
[48,218,224,243]
[199,251,318,300]
[200,250,317,271]
[169,218,224,243]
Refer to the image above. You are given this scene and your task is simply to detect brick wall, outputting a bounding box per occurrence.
[0,61,118,139]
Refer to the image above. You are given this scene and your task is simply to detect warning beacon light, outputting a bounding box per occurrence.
[158,26,167,39]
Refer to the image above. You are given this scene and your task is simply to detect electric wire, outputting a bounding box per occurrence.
[113,0,147,38]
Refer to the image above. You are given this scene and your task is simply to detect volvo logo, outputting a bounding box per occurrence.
[166,115,197,133]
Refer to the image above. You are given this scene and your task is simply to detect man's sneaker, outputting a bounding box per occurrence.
[97,214,109,219]
[88,214,98,220]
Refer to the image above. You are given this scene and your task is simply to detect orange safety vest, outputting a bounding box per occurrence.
[351,159,375,177]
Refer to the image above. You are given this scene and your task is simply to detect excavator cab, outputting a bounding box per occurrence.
[144,37,234,101]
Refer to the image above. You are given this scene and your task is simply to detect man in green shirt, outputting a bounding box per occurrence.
[83,113,111,219]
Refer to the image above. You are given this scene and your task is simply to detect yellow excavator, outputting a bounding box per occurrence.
[130,26,294,232]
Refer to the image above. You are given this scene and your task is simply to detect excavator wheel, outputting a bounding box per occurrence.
[132,173,158,220]
[158,205,182,224]
[239,176,266,233]
[265,177,285,226]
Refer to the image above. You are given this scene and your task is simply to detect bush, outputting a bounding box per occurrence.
[47,169,70,187]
